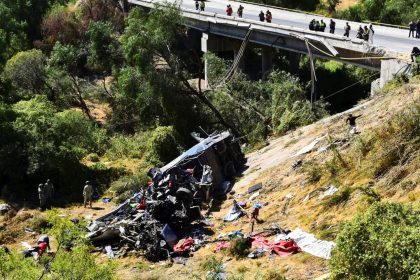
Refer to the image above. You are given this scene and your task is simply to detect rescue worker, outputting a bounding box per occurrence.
[259,10,265,22]
[329,19,336,34]
[200,0,205,11]
[44,179,54,207]
[226,5,233,16]
[409,21,416,38]
[344,22,351,37]
[195,0,199,10]
[83,181,94,208]
[37,235,51,252]
[38,184,46,210]
[346,113,362,136]
[237,5,244,18]
[368,24,375,44]
[319,19,326,32]
[265,10,272,23]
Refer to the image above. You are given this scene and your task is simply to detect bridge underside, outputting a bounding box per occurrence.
[186,18,383,71]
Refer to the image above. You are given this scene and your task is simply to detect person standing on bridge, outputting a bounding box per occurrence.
[237,5,244,18]
[362,26,369,41]
[265,10,272,23]
[356,25,363,39]
[368,24,375,44]
[409,21,416,38]
[416,20,420,38]
[200,0,205,11]
[259,11,265,22]
[195,0,199,11]
[329,19,336,34]
[320,20,326,32]
[309,19,315,31]
[226,4,233,16]
[344,22,351,37]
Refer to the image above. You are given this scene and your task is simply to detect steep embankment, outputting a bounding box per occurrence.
[127,77,419,279]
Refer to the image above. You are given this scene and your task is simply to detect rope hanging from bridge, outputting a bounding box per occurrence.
[210,27,254,90]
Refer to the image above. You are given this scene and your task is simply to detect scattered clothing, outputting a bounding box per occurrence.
[224,201,244,221]
[215,241,231,253]
[278,228,335,259]
[173,238,195,252]
[249,191,260,201]
[251,235,301,257]
[247,247,265,258]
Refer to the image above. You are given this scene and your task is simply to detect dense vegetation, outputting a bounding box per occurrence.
[0,211,116,279]
[339,0,420,25]
[0,0,336,205]
[331,202,420,279]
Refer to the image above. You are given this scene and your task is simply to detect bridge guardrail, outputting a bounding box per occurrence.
[128,0,396,58]
[214,0,408,30]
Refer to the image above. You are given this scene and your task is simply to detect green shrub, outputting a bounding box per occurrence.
[261,270,286,280]
[229,237,251,259]
[324,186,352,208]
[330,202,420,279]
[145,126,181,165]
[303,160,322,183]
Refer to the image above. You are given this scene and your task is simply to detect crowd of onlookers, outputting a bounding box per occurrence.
[194,1,420,45]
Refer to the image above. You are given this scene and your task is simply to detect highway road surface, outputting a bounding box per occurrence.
[151,0,419,54]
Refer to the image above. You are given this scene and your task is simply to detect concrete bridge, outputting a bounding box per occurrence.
[127,0,413,89]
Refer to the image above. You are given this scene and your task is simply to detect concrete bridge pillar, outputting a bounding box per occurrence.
[201,33,209,89]
[371,59,412,95]
[262,47,274,78]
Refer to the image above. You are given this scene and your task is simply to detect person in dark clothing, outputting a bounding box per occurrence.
[344,22,351,37]
[319,19,326,32]
[309,19,315,30]
[346,113,362,135]
[265,10,272,23]
[409,21,416,38]
[417,20,420,38]
[363,26,369,41]
[356,25,363,39]
[195,0,199,10]
[412,47,420,62]
[329,19,336,34]
[237,5,244,18]
[259,10,265,22]
[314,20,320,31]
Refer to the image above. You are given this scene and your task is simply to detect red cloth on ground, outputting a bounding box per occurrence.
[136,199,146,210]
[173,238,195,252]
[251,235,301,256]
[214,241,231,253]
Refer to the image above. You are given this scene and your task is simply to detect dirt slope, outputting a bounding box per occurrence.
[124,77,419,280]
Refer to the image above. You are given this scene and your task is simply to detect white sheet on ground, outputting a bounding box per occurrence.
[292,138,322,157]
[318,185,338,199]
[276,228,335,259]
